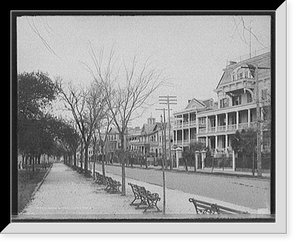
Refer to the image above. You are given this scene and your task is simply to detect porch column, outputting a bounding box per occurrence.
[236,111,239,129]
[201,151,206,169]
[206,116,208,133]
[225,134,228,151]
[215,135,218,150]
[188,128,190,144]
[225,113,228,131]
[215,115,218,132]
[205,136,208,148]
[248,109,251,127]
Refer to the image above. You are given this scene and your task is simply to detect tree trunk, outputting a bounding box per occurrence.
[101,146,106,178]
[73,151,77,167]
[84,145,89,175]
[120,134,126,196]
[93,146,96,179]
[80,142,83,169]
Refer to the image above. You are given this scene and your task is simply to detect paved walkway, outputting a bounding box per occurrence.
[16,163,268,220]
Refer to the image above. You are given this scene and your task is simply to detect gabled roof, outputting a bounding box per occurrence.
[141,123,156,135]
[153,122,162,132]
[185,98,206,110]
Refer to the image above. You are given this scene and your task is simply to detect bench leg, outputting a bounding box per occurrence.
[130,197,141,206]
[143,200,161,213]
[135,199,147,209]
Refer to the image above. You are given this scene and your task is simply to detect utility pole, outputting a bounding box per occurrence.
[159,95,177,169]
[254,65,262,177]
[155,108,167,214]
[243,64,270,177]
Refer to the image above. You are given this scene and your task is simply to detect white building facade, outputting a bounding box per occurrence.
[174,51,271,157]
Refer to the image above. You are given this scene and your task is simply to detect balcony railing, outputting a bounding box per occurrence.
[174,120,197,129]
[208,127,216,133]
[189,122,259,135]
[238,123,248,130]
[199,128,206,133]
[227,124,237,131]
[217,125,226,132]
[189,120,196,127]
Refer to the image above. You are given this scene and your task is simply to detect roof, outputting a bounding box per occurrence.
[216,52,271,89]
[141,123,156,136]
[174,98,215,115]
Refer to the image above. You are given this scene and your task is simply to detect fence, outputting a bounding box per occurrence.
[204,157,232,169]
[235,153,271,170]
[204,153,271,170]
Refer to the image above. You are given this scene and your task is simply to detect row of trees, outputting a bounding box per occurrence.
[56,48,167,195]
[17,71,81,173]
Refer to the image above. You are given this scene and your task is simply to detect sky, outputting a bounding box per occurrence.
[17,14,271,128]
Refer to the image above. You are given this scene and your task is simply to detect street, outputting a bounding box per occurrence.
[94,163,270,211]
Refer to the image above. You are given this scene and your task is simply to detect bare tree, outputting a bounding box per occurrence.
[86,47,167,195]
[57,80,108,176]
[96,113,113,178]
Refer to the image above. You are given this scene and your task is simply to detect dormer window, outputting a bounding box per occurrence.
[232,95,241,106]
[220,98,229,108]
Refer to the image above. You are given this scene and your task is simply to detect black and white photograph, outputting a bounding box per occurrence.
[6,6,288,234]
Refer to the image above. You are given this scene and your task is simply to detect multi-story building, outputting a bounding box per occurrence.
[173,98,215,149]
[173,51,271,156]
[128,117,174,159]
[128,117,156,156]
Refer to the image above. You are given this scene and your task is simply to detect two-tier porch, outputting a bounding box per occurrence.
[196,103,258,153]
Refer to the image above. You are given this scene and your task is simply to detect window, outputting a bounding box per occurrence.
[247,92,253,103]
[232,95,241,106]
[238,72,243,80]
[220,98,228,108]
[198,117,206,125]
[232,72,236,81]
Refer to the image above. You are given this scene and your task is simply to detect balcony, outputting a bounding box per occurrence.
[199,128,206,133]
[175,140,192,146]
[197,122,257,135]
[208,127,216,133]
[174,120,197,129]
[238,123,248,130]
[227,124,237,131]
[217,125,226,132]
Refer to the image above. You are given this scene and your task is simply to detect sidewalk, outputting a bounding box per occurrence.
[15,162,268,220]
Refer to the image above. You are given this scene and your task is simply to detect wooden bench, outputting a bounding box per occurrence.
[128,183,145,206]
[76,167,84,173]
[95,172,106,185]
[104,177,121,193]
[128,183,161,213]
[189,198,249,215]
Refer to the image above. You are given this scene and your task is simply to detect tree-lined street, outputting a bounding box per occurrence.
[15,15,273,219]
